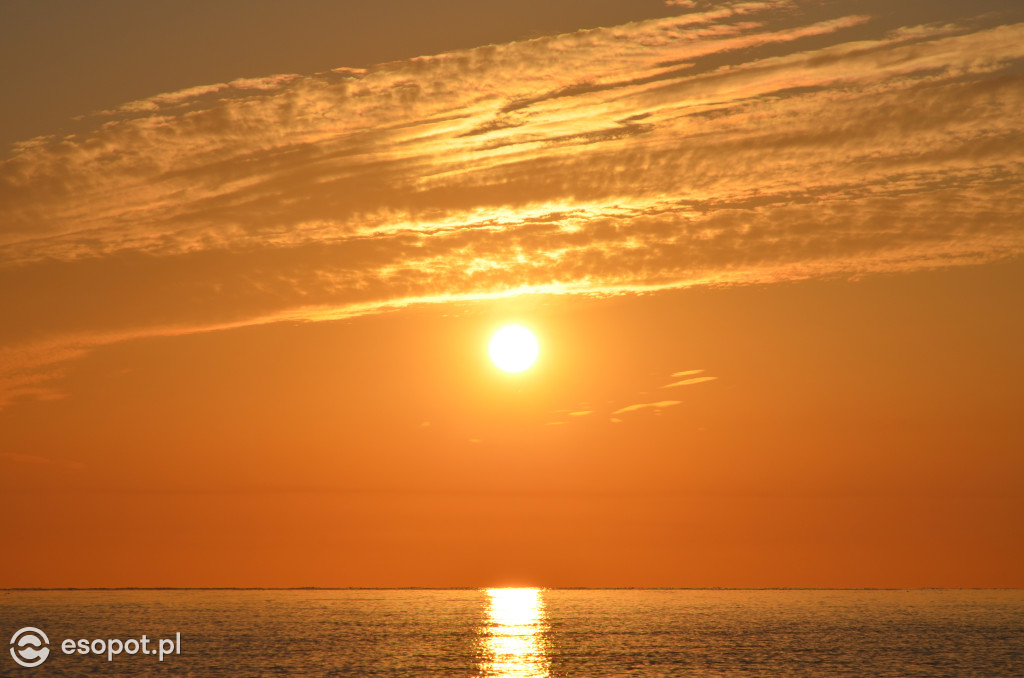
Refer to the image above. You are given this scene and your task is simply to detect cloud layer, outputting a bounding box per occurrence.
[2,0,1023,407]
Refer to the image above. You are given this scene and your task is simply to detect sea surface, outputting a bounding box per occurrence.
[1,589,1022,676]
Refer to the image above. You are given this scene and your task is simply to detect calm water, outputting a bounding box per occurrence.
[2,589,1022,676]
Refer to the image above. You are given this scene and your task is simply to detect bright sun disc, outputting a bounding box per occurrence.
[489,325,539,373]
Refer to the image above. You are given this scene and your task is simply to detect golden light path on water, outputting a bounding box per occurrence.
[479,588,550,678]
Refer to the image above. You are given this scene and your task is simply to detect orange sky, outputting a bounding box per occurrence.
[1,0,1022,588]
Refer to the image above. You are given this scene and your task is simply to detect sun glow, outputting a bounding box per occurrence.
[489,325,539,373]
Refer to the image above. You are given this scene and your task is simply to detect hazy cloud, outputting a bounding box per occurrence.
[612,400,683,415]
[663,376,717,388]
[1,452,53,465]
[2,0,1023,407]
[0,451,85,471]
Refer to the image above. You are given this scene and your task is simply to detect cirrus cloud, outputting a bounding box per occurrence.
[1,0,1023,408]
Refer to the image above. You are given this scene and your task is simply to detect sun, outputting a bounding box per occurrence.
[489,325,539,373]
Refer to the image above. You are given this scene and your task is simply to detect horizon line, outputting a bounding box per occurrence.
[3,587,1021,592]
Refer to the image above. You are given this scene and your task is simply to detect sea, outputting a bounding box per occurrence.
[2,589,1022,676]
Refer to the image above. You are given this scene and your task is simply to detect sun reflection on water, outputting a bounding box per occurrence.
[478,588,550,678]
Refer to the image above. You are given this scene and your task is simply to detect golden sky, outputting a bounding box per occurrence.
[1,0,1022,588]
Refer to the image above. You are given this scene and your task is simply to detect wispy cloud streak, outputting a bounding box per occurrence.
[663,377,717,388]
[1,0,1023,407]
[612,401,683,415]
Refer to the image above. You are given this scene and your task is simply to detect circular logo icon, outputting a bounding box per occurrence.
[10,627,50,668]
